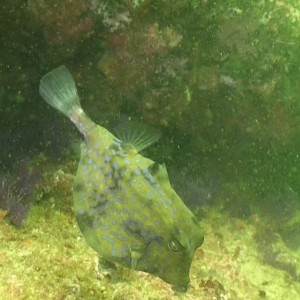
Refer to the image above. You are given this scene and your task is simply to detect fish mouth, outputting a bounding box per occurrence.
[171,285,188,293]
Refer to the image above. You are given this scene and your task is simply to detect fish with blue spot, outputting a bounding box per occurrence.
[39,65,204,292]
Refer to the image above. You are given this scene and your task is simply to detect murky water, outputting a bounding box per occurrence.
[1,1,300,299]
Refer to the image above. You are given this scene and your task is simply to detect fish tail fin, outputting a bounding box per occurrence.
[39,65,81,117]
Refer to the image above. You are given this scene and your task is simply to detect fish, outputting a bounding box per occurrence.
[39,65,204,292]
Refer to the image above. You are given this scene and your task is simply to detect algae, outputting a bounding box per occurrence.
[1,196,300,299]
[1,0,300,298]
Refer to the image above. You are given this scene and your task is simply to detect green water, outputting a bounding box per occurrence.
[1,1,300,299]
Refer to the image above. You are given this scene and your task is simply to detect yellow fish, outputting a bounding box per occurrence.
[39,65,204,292]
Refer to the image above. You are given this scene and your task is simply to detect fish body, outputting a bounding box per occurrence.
[39,65,204,291]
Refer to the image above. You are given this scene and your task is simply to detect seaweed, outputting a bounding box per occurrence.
[0,160,42,226]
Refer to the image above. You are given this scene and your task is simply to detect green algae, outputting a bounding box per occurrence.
[1,0,300,299]
[1,187,300,299]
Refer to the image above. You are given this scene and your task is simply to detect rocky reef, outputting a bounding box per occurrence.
[1,0,300,298]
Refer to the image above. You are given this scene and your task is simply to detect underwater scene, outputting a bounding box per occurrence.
[1,0,300,299]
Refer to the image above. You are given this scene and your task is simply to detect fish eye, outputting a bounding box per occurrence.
[168,240,180,252]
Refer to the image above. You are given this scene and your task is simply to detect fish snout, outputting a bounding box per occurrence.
[159,268,190,292]
[167,271,190,292]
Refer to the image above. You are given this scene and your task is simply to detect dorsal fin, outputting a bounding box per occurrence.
[112,120,161,154]
[148,162,170,183]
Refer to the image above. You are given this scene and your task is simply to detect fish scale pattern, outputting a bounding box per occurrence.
[39,65,204,291]
[73,125,203,287]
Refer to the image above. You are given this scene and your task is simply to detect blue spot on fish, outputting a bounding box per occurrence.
[101,225,110,231]
[160,198,169,208]
[129,208,136,214]
[120,245,128,257]
[103,235,114,243]
[78,208,85,215]
[92,219,100,228]
[141,167,155,183]
[112,231,127,241]
[111,246,117,256]
[112,162,120,169]
[133,168,141,175]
